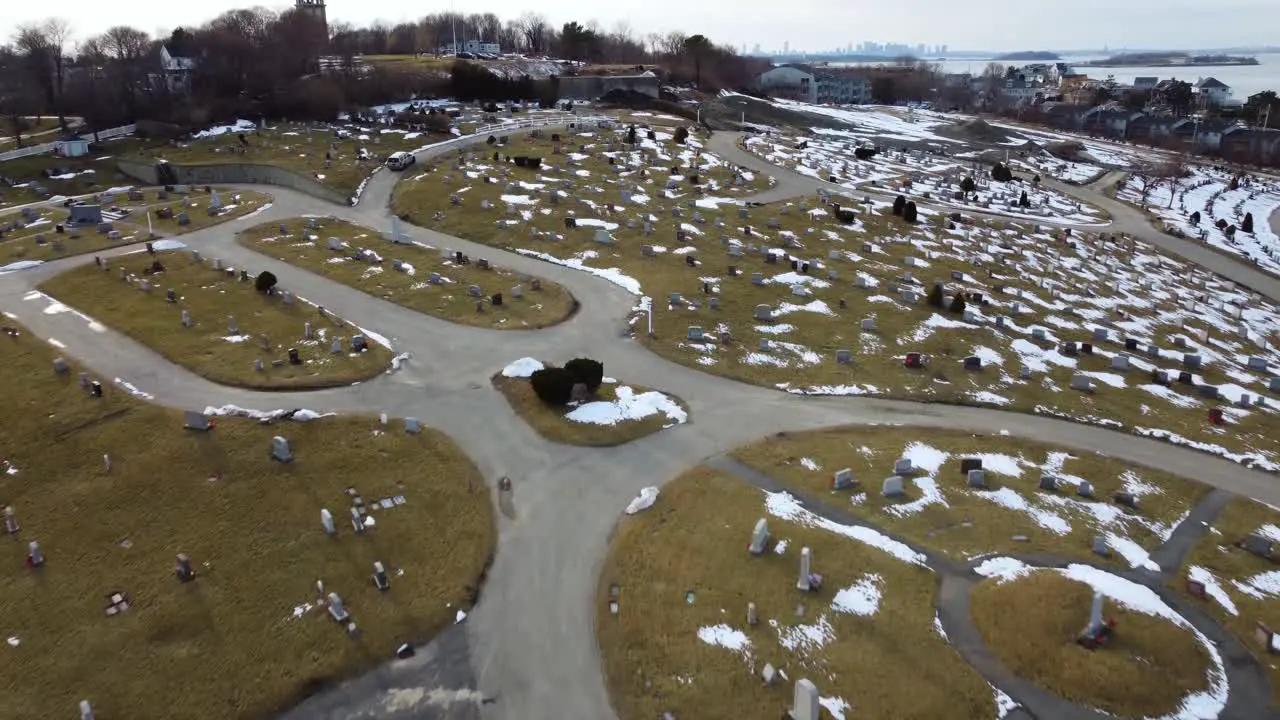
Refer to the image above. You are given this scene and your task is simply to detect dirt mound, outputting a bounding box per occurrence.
[1044,140,1086,161]
[947,118,1018,144]
[699,93,848,132]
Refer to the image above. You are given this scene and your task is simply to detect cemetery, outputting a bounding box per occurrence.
[1012,151,1108,185]
[124,121,453,202]
[0,138,145,210]
[390,120,765,239]
[971,559,1223,718]
[729,425,1208,567]
[36,248,395,388]
[600,423,1252,720]
[0,318,495,720]
[494,357,687,446]
[381,116,1280,472]
[117,185,273,236]
[1116,165,1280,276]
[598,466,999,720]
[1176,497,1280,702]
[237,216,578,329]
[741,130,1110,226]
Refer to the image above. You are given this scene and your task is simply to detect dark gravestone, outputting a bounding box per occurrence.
[960,458,982,474]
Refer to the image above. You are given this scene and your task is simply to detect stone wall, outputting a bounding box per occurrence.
[115,160,349,205]
[558,75,660,100]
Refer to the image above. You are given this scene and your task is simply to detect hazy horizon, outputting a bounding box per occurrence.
[4,0,1279,53]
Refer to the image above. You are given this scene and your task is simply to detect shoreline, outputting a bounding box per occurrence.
[1079,61,1259,68]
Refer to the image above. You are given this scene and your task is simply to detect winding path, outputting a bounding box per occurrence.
[1,124,1277,719]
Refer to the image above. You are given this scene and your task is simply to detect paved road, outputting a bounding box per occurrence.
[2,126,1278,719]
[708,132,1280,302]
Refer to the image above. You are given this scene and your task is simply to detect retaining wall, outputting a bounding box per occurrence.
[115,160,349,205]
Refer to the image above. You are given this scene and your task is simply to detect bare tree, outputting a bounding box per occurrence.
[517,13,549,55]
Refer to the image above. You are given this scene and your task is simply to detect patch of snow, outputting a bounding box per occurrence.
[831,573,883,616]
[564,385,686,427]
[765,490,929,567]
[502,357,544,378]
[697,624,751,652]
[1187,566,1239,616]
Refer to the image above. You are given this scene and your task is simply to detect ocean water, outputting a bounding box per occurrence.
[931,53,1280,99]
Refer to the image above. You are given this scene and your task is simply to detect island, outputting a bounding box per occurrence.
[994,51,1061,62]
[1081,52,1259,67]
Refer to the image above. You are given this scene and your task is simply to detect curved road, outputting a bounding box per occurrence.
[1,126,1277,719]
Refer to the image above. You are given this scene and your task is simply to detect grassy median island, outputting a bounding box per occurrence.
[0,320,495,720]
[1176,498,1280,706]
[492,357,687,446]
[2,187,272,263]
[238,217,577,329]
[37,249,394,389]
[971,571,1213,718]
[598,466,994,720]
[731,425,1209,564]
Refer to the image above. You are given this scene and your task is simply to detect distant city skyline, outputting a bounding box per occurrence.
[5,0,1279,53]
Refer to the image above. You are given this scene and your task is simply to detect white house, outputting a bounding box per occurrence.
[1193,77,1233,106]
[159,45,196,93]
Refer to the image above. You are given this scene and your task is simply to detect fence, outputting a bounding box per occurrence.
[0,124,137,163]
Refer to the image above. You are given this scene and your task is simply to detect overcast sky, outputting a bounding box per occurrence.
[5,0,1279,52]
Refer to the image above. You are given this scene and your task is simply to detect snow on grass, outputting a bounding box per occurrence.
[973,453,1024,477]
[885,477,949,518]
[773,614,837,651]
[973,556,1033,583]
[820,696,851,720]
[976,488,1071,535]
[697,624,751,652]
[902,442,950,474]
[564,385,687,428]
[1103,532,1160,572]
[1135,428,1280,472]
[202,404,335,422]
[515,248,642,295]
[765,490,929,567]
[1186,566,1239,616]
[831,573,883,616]
[1230,570,1280,599]
[800,457,820,471]
[502,357,544,378]
[969,390,1013,406]
[775,299,836,317]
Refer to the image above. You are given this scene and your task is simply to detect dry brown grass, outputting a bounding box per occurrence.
[731,425,1209,562]
[599,466,994,720]
[1176,498,1280,706]
[492,374,684,446]
[972,572,1212,717]
[0,319,495,720]
[238,217,578,329]
[37,250,394,389]
[0,139,146,209]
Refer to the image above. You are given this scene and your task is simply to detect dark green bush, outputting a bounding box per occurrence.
[564,357,604,392]
[530,367,576,405]
[255,270,277,294]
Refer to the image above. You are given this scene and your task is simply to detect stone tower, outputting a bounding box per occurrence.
[295,0,328,39]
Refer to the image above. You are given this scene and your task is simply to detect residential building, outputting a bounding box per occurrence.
[754,64,871,105]
[1132,77,1159,91]
[1193,77,1233,107]
[158,45,196,93]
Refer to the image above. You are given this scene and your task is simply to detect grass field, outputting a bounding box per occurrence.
[0,318,495,720]
[123,123,447,200]
[1176,498,1280,706]
[972,571,1213,717]
[492,374,684,446]
[389,121,1280,469]
[731,425,1209,565]
[37,250,394,389]
[2,187,272,263]
[238,217,577,330]
[598,466,995,720]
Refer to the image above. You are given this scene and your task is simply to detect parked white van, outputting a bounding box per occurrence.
[386,151,416,171]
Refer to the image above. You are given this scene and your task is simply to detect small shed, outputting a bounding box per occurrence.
[55,139,91,158]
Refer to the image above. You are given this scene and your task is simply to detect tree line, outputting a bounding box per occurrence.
[0,9,767,143]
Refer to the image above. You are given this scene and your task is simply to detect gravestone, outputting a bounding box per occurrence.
[882,476,905,498]
[1039,475,1057,491]
[748,518,770,555]
[350,506,365,533]
[3,506,18,535]
[960,458,982,474]
[53,357,69,374]
[967,469,987,489]
[183,411,211,431]
[271,436,293,463]
[175,554,195,582]
[27,540,43,567]
[836,349,852,364]
[790,679,820,720]
[861,317,876,332]
[1070,375,1094,392]
[687,326,704,341]
[1091,536,1111,557]
[80,701,94,720]
[328,593,350,622]
[1114,492,1137,509]
[372,561,390,591]
[321,509,336,535]
[1242,534,1273,559]
[1078,481,1095,498]
[404,417,422,434]
[1112,354,1130,372]
[832,468,854,490]
[796,547,813,591]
